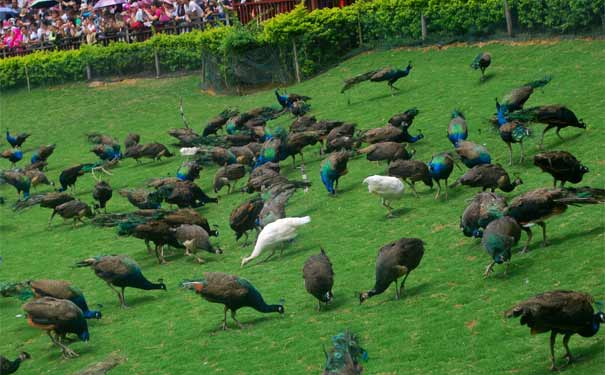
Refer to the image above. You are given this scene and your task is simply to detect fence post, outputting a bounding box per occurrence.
[24,64,31,93]
[154,49,161,79]
[503,0,513,37]
[292,39,301,84]
[200,50,206,85]
[357,8,363,46]
[125,27,130,43]
[86,64,92,81]
[421,13,427,41]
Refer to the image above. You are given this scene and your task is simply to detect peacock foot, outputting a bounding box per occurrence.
[563,354,575,365]
[520,246,530,254]
[541,240,551,248]
[550,364,560,372]
[195,257,206,264]
[62,348,79,359]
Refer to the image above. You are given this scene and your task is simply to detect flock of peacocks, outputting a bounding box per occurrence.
[0,52,603,375]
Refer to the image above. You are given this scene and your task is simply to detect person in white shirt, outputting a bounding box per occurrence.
[187,0,204,20]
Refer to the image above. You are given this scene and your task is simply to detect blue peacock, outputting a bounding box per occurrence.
[1,149,23,167]
[496,99,529,165]
[0,170,31,200]
[5,129,30,149]
[427,152,455,200]
[447,110,468,147]
[323,330,368,374]
[320,152,349,195]
[341,61,413,95]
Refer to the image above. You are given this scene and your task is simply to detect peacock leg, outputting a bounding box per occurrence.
[394,279,400,300]
[540,125,555,149]
[145,240,153,254]
[48,331,78,358]
[399,273,410,295]
[555,127,564,141]
[434,180,441,200]
[300,152,305,165]
[562,333,574,364]
[519,141,525,163]
[506,142,513,165]
[231,310,245,329]
[537,221,549,247]
[550,331,559,371]
[504,260,510,275]
[483,262,495,278]
[444,179,449,200]
[291,155,296,169]
[521,227,533,253]
[260,249,276,264]
[222,306,228,330]
[120,287,129,308]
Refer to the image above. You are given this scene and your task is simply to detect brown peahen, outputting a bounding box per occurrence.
[23,297,89,358]
[360,238,424,303]
[0,352,30,374]
[30,279,102,319]
[284,131,321,167]
[49,200,94,228]
[460,192,507,238]
[303,248,334,311]
[358,142,413,163]
[170,224,223,263]
[388,159,433,197]
[506,290,605,371]
[124,133,140,149]
[124,142,174,162]
[533,151,588,187]
[450,164,522,193]
[92,180,112,213]
[76,255,166,308]
[181,272,284,330]
[230,196,264,245]
[360,125,405,144]
[213,163,247,193]
[504,187,605,250]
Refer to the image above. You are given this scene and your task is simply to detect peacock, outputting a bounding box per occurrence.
[360,238,424,303]
[533,151,588,187]
[275,89,311,110]
[258,182,305,227]
[92,180,112,213]
[361,125,406,144]
[388,159,433,197]
[29,279,102,319]
[170,224,223,264]
[123,142,174,163]
[470,52,491,80]
[481,216,524,277]
[229,145,256,166]
[427,152,455,200]
[176,160,202,182]
[49,200,94,228]
[447,110,468,147]
[244,162,282,193]
[455,141,492,168]
[388,108,419,128]
[203,108,239,137]
[23,168,53,191]
[91,143,122,162]
[450,164,523,193]
[124,133,140,149]
[0,352,30,374]
[181,272,284,330]
[58,164,97,193]
[13,192,74,227]
[1,149,23,167]
[254,128,289,168]
[86,132,117,146]
[325,123,359,153]
[76,255,166,308]
[496,99,530,165]
[209,146,237,166]
[504,187,605,250]
[213,164,247,194]
[321,152,349,195]
[164,180,218,209]
[303,248,334,311]
[0,170,30,200]
[119,188,165,210]
[341,61,412,94]
[498,76,552,113]
[362,175,405,217]
[23,297,89,358]
[507,105,586,149]
[241,216,311,267]
[358,142,413,163]
[30,144,55,164]
[323,330,367,375]
[229,196,264,245]
[505,290,605,371]
[284,131,321,167]
[5,129,30,149]
[460,192,507,238]
[168,128,201,147]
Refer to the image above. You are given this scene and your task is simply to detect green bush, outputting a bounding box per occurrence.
[1,0,602,90]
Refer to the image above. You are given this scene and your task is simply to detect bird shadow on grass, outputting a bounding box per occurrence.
[524,339,604,375]
[207,316,276,335]
[477,72,496,85]
[121,294,159,307]
[519,225,602,253]
[542,132,584,149]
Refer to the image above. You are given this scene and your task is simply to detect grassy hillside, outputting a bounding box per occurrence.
[0,39,604,375]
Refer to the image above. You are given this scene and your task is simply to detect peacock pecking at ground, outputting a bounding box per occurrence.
[454,140,492,168]
[181,272,284,330]
[447,110,468,147]
[124,133,140,149]
[321,152,349,195]
[176,160,202,182]
[496,99,530,165]
[363,175,405,218]
[0,170,31,200]
[284,131,321,167]
[450,164,523,193]
[460,192,507,238]
[229,145,257,166]
[470,52,491,80]
[213,163,247,194]
[498,76,552,113]
[505,290,605,371]
[92,180,112,213]
[168,128,201,147]
[29,279,102,319]
[0,352,30,374]
[258,182,304,227]
[427,152,455,200]
[124,142,174,163]
[164,180,218,209]
[91,143,122,162]
[1,149,23,167]
[388,159,433,197]
[13,192,74,227]
[323,330,367,375]
[49,200,94,228]
[303,248,334,311]
[507,105,587,149]
[244,162,283,193]
[360,238,424,303]
[388,108,419,128]
[325,123,359,153]
[341,61,412,94]
[275,89,311,110]
[230,196,264,245]
[5,129,30,149]
[23,297,89,358]
[23,168,53,191]
[58,163,98,193]
[170,224,223,264]
[533,151,589,187]
[241,216,311,267]
[504,187,605,250]
[481,216,524,277]
[76,255,166,308]
[119,188,165,210]
[203,108,240,137]
[361,125,406,144]
[30,144,55,164]
[358,142,413,163]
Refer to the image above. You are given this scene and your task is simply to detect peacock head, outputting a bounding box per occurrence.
[359,292,370,304]
[157,279,167,291]
[493,254,506,264]
[472,229,483,238]
[79,331,90,342]
[276,304,285,314]
[323,291,334,303]
[19,352,31,361]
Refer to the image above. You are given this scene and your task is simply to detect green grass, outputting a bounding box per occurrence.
[1,39,604,375]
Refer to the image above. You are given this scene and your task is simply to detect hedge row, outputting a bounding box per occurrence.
[1,0,603,90]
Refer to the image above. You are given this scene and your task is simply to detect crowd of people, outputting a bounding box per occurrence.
[0,0,237,51]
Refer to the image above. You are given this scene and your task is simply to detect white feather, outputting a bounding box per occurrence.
[180,147,201,156]
[241,216,311,267]
[363,175,404,200]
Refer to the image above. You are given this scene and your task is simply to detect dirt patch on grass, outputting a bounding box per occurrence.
[88,78,141,89]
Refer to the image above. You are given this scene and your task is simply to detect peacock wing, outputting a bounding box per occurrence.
[94,256,135,280]
[24,297,83,324]
[508,291,594,330]
[30,280,75,300]
[201,272,248,304]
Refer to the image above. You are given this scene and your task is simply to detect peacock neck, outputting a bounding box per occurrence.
[579,316,601,337]
[256,303,282,314]
[6,358,22,373]
[499,180,516,192]
[130,273,163,291]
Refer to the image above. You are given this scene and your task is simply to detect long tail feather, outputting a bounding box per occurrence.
[341,70,379,93]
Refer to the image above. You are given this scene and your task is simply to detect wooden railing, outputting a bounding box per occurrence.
[308,0,355,11]
[234,0,298,25]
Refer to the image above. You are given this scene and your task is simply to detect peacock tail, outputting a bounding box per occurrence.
[324,330,368,374]
[523,75,552,89]
[511,124,529,142]
[0,280,33,300]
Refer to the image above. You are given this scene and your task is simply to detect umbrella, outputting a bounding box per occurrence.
[0,7,19,21]
[93,0,127,10]
[30,0,59,8]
